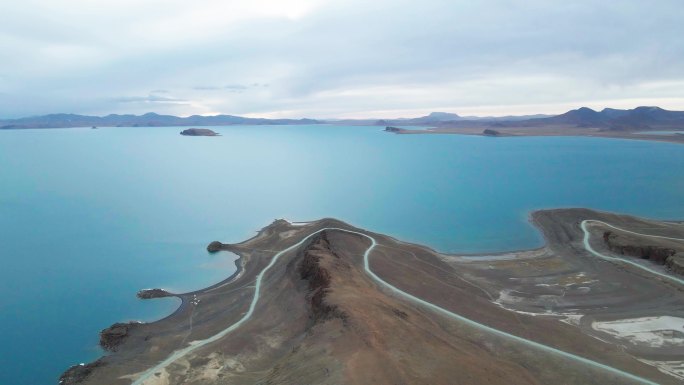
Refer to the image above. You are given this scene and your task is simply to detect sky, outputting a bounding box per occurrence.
[0,0,683,119]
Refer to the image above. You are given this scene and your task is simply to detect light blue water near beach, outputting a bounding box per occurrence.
[2,125,684,385]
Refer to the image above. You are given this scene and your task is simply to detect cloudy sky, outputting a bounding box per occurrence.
[1,0,683,119]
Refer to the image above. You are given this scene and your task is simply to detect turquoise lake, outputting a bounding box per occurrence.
[2,125,684,385]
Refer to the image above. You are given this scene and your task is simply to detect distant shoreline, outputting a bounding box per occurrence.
[3,121,684,146]
[4,106,684,132]
[384,125,684,145]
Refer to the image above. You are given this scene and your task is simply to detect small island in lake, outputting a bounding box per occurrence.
[482,128,501,136]
[180,128,220,136]
[384,126,404,133]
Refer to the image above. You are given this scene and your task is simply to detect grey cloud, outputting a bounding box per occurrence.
[113,94,188,104]
[224,84,248,90]
[0,0,683,118]
[193,84,254,92]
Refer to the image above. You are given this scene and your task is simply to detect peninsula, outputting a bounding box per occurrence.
[60,209,684,385]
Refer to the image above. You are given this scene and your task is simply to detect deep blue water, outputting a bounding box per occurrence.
[1,125,684,385]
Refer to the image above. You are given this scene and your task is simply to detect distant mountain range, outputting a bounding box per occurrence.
[1,106,683,130]
[526,106,684,130]
[0,112,320,129]
[380,106,684,131]
[328,111,552,126]
[383,111,553,125]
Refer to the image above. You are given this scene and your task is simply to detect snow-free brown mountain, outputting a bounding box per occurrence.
[381,106,684,144]
[376,106,684,130]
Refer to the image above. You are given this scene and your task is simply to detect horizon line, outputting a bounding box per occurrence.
[1,104,681,122]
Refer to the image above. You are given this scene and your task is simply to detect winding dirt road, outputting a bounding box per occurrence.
[132,224,676,385]
[581,220,684,286]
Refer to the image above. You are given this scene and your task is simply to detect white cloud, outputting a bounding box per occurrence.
[0,0,683,118]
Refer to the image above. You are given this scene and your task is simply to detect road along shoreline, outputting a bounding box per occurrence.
[581,220,684,286]
[132,226,662,385]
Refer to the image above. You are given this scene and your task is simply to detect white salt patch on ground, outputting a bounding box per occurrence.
[496,289,525,305]
[446,248,547,262]
[638,360,684,381]
[453,253,521,262]
[280,218,310,226]
[592,316,684,348]
[494,289,584,323]
[560,314,584,327]
[496,289,684,382]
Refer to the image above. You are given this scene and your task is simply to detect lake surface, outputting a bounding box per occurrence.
[2,125,684,385]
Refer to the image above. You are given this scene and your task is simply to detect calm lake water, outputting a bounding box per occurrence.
[2,125,684,384]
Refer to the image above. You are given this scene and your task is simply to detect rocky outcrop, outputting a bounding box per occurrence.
[180,128,219,136]
[483,129,501,136]
[603,231,684,276]
[603,231,676,263]
[137,288,172,299]
[207,241,224,252]
[666,254,684,275]
[58,359,105,385]
[298,232,348,323]
[206,240,242,254]
[99,322,139,352]
[384,126,402,133]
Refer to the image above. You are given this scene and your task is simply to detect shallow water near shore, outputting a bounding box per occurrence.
[2,125,684,384]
